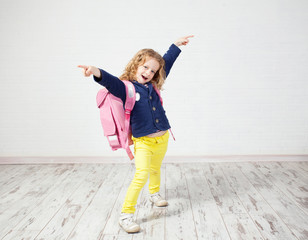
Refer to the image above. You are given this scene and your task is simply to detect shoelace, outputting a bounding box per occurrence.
[121,215,134,226]
[151,193,162,202]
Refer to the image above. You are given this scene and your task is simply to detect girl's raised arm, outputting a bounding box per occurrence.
[163,35,194,77]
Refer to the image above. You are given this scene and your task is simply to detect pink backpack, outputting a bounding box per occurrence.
[96,81,174,160]
[96,81,136,160]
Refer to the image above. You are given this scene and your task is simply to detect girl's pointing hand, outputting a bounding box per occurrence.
[77,65,101,78]
[174,35,194,47]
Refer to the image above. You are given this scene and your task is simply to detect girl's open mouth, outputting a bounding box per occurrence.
[142,75,148,81]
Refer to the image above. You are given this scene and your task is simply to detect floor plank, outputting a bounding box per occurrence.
[0,165,26,184]
[182,163,230,240]
[284,162,308,182]
[297,161,308,173]
[165,163,198,240]
[0,165,44,197]
[102,235,133,240]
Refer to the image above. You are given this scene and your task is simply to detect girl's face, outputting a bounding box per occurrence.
[135,58,160,85]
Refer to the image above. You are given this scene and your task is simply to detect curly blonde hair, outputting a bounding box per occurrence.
[119,49,166,90]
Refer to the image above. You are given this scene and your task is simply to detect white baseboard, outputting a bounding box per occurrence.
[0,155,307,164]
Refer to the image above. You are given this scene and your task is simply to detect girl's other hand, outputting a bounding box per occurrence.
[174,35,194,46]
[77,65,101,78]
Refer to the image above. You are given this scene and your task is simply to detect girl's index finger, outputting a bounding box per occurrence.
[77,65,87,69]
[185,35,194,39]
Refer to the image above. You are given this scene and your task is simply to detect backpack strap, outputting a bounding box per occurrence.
[123,80,136,160]
[153,85,176,141]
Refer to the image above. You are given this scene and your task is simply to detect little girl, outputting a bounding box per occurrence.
[78,35,193,233]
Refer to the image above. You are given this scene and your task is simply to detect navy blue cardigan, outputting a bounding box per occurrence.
[94,44,181,137]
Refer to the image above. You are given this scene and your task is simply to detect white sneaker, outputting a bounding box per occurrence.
[119,213,140,233]
[150,192,168,207]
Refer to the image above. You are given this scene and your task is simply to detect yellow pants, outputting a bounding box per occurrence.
[121,131,169,213]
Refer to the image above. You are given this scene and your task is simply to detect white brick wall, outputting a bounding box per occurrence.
[1,0,308,157]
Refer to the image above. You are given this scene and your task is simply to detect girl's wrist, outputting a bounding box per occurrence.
[93,67,101,78]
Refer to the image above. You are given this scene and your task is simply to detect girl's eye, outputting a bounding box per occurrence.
[151,70,155,73]
[143,66,148,69]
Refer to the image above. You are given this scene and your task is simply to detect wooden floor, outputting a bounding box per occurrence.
[0,161,307,240]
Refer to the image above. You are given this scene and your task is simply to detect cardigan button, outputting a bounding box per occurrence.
[156,119,159,123]
[149,96,152,100]
[152,107,156,111]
